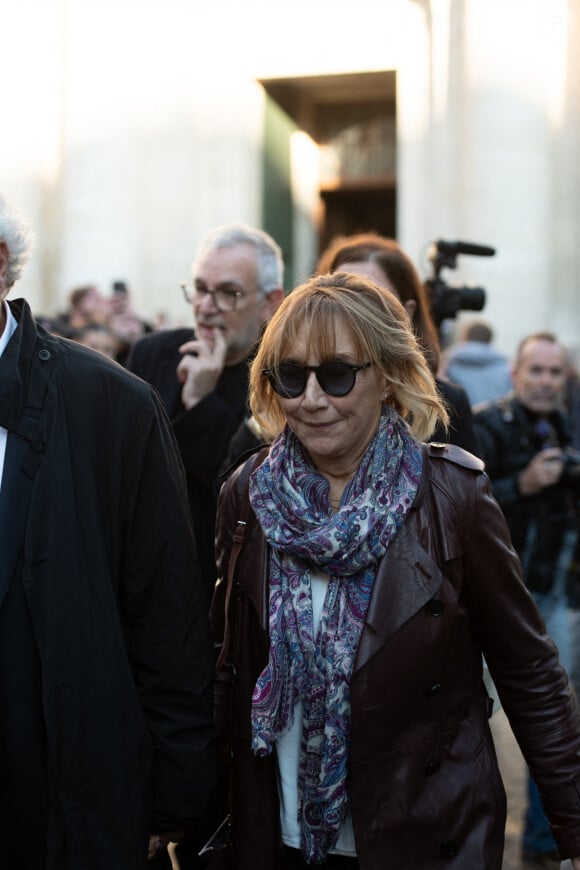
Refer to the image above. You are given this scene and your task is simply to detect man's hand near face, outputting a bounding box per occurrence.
[177,328,228,410]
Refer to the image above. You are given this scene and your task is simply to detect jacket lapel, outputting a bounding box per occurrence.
[0,433,35,609]
[0,300,55,609]
[354,521,445,673]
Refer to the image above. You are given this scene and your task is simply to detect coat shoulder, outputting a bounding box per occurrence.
[424,441,485,473]
[54,336,163,414]
[220,445,269,501]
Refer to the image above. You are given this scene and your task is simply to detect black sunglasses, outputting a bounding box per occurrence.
[263,361,372,398]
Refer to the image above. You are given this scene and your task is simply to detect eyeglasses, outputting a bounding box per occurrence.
[263,361,372,398]
[180,280,249,312]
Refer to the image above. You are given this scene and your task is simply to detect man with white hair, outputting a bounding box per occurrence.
[0,193,216,868]
[128,224,284,598]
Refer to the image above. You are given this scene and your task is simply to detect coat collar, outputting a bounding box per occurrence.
[0,298,57,455]
[353,449,445,671]
[354,520,445,673]
[251,512,445,673]
[0,431,36,609]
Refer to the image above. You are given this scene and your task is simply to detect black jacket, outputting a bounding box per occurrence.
[474,394,579,593]
[127,329,251,597]
[434,377,482,456]
[2,300,216,869]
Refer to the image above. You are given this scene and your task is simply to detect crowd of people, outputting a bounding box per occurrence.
[1,188,580,870]
[36,281,155,366]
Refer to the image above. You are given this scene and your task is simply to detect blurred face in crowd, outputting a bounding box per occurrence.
[277,317,388,475]
[512,337,566,417]
[192,242,281,366]
[77,326,117,359]
[70,286,109,326]
[333,259,417,319]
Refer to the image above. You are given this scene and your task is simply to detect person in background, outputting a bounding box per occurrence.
[107,280,153,366]
[0,192,217,869]
[212,273,580,868]
[127,224,284,603]
[474,332,580,867]
[316,232,481,455]
[70,320,118,359]
[441,318,512,407]
[61,283,110,328]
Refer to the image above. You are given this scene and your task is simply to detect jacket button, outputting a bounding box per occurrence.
[235,582,244,599]
[440,839,458,858]
[424,759,440,776]
[425,598,444,617]
[39,349,51,361]
[426,682,442,698]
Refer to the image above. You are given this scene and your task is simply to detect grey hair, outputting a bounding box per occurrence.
[193,223,284,294]
[0,193,34,287]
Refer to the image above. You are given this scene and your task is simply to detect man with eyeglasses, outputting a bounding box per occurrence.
[474,332,580,868]
[127,224,284,604]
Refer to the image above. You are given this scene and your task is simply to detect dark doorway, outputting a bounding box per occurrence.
[320,184,396,251]
[259,70,397,281]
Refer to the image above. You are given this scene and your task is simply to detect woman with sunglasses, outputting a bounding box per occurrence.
[210,273,580,869]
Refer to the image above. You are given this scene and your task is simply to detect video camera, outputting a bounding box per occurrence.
[425,240,496,326]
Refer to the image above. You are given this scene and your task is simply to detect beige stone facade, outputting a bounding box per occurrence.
[1,0,579,355]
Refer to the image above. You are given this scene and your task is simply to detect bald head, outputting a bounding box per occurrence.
[512,333,566,417]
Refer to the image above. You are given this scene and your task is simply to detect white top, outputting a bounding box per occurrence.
[274,569,357,856]
[0,300,18,488]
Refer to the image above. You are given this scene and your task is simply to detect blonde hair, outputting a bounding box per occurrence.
[249,272,449,442]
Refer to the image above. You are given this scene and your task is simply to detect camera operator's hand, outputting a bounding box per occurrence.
[517,447,564,496]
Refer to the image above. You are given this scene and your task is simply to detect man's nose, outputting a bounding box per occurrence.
[196,291,220,314]
[539,370,557,387]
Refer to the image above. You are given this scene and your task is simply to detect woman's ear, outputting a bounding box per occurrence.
[403,299,417,319]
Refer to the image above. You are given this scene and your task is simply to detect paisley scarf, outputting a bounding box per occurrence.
[248,406,422,864]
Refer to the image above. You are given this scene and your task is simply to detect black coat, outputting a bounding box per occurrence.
[1,300,216,869]
[127,329,251,598]
[474,394,579,594]
[434,377,482,456]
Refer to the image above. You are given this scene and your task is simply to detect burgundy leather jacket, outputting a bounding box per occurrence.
[211,443,580,869]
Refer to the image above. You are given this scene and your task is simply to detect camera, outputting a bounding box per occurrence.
[425,240,495,326]
[533,421,580,486]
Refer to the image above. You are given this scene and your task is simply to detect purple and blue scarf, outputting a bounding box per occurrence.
[248,405,422,864]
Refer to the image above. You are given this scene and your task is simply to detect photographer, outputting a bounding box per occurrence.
[474,331,580,867]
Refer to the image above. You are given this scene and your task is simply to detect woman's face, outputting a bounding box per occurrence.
[339,259,392,292]
[337,260,417,319]
[277,319,388,474]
